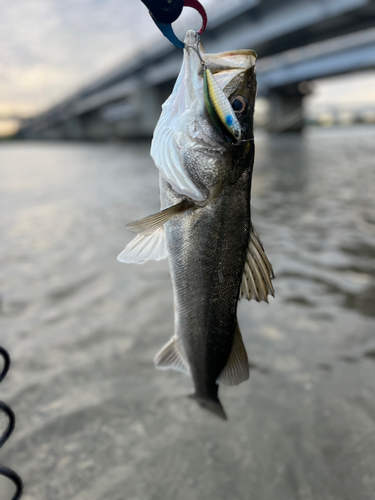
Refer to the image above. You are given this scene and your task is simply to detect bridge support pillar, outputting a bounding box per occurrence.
[267,89,304,133]
[63,117,84,140]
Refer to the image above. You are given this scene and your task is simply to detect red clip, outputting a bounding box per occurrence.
[183,0,208,34]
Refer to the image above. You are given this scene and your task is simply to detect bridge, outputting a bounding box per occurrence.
[19,0,375,139]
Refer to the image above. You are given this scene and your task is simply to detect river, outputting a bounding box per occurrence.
[0,126,375,500]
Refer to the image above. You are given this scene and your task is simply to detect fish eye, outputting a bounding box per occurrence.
[230,96,247,113]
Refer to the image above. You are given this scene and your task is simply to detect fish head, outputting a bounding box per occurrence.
[151,30,257,200]
[216,59,258,144]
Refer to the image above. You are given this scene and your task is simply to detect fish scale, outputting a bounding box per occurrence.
[161,165,252,418]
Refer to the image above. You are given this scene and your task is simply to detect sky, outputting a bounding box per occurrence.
[1,0,375,135]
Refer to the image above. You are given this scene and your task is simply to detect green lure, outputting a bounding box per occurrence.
[203,68,241,143]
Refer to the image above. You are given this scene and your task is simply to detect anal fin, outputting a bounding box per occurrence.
[240,227,275,302]
[155,337,190,376]
[220,323,249,386]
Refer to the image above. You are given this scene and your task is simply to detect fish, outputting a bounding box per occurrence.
[118,30,274,420]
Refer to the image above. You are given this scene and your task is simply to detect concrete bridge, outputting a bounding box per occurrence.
[19,0,375,139]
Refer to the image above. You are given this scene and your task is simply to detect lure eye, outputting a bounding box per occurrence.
[231,96,247,114]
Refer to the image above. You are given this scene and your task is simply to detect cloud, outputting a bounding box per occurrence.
[1,0,374,119]
[0,0,162,115]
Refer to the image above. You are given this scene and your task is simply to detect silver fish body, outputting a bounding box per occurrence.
[119,30,274,419]
[161,168,252,418]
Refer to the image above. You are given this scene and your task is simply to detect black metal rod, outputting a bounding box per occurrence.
[0,347,23,499]
[0,346,11,383]
[0,400,15,448]
[0,465,24,500]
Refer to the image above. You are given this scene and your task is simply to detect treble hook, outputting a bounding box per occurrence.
[140,0,207,49]
[186,39,206,68]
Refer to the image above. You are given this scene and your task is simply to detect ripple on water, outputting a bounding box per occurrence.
[0,130,375,499]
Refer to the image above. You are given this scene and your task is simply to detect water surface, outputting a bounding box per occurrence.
[0,126,375,500]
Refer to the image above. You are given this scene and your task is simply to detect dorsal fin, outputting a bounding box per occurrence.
[240,228,275,302]
[155,337,190,376]
[220,322,249,386]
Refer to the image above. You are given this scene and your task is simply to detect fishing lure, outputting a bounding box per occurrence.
[204,67,242,142]
[188,42,242,143]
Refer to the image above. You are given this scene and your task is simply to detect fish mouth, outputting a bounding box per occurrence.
[202,49,257,72]
[184,30,257,64]
[184,30,256,90]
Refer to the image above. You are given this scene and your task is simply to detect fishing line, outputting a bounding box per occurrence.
[0,347,24,500]
[234,137,255,146]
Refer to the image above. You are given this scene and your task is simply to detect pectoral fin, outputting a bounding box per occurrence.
[220,323,249,386]
[117,227,168,264]
[155,337,190,376]
[240,228,275,302]
[126,200,193,235]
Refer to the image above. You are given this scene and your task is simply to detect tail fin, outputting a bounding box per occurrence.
[189,394,227,421]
